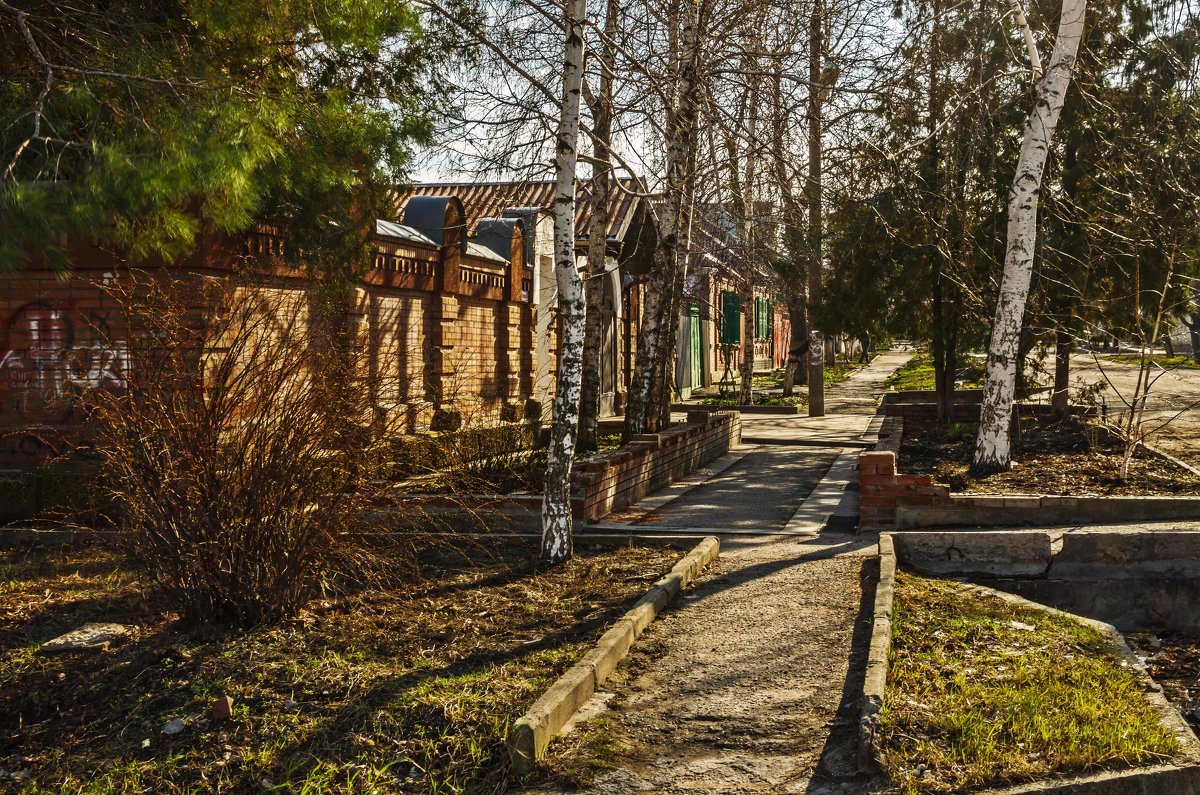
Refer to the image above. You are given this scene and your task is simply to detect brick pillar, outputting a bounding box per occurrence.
[428,294,460,429]
[858,450,897,528]
[502,303,523,402]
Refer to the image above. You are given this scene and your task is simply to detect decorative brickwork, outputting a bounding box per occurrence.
[0,205,537,478]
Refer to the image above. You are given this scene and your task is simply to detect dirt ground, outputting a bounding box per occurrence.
[1127,633,1200,733]
[0,539,678,794]
[1057,353,1200,469]
[900,416,1200,496]
[541,540,885,795]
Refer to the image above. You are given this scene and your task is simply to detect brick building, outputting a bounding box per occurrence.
[0,180,790,482]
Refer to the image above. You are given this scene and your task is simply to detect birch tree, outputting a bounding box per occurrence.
[541,0,587,564]
[973,0,1087,472]
[578,0,619,454]
[624,0,706,437]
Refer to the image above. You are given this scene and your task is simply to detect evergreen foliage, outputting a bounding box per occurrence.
[0,0,473,275]
[822,0,1200,381]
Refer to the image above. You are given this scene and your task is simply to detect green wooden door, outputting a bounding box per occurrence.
[689,303,703,388]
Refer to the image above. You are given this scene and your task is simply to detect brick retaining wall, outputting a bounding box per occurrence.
[573,410,740,521]
[859,408,1200,529]
[393,411,742,528]
[858,448,951,528]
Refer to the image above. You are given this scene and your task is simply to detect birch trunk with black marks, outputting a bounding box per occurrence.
[973,0,1086,472]
[541,0,587,564]
[648,188,695,427]
[806,0,825,417]
[624,0,702,438]
[578,0,618,454]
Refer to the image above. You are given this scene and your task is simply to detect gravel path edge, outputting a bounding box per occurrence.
[508,536,721,774]
[859,534,893,772]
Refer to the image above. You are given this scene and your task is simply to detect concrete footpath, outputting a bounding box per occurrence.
[533,351,910,793]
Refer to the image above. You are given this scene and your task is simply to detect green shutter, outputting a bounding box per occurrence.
[720,291,741,345]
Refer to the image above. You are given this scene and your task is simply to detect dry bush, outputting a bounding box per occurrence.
[88,276,416,626]
[378,348,548,496]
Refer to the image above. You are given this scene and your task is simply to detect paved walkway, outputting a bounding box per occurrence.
[538,352,911,793]
[737,349,914,446]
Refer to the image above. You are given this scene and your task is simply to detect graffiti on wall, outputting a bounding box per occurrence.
[0,300,131,464]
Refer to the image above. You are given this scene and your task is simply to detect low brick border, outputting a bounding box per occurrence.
[861,534,1200,793]
[574,411,741,520]
[858,415,1200,529]
[670,402,803,415]
[380,411,742,534]
[508,535,721,775]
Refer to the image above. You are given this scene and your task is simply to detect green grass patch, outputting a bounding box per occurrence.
[697,394,804,408]
[885,353,985,392]
[885,353,938,391]
[1100,354,1200,370]
[880,573,1178,794]
[748,362,865,391]
[595,433,624,452]
[824,362,865,387]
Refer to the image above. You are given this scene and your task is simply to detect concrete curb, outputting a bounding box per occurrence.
[1142,440,1200,477]
[858,534,895,769]
[507,535,721,775]
[865,534,1200,793]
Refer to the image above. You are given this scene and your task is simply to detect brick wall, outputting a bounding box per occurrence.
[572,410,741,521]
[858,449,952,529]
[0,265,134,469]
[0,219,540,480]
[859,403,1101,528]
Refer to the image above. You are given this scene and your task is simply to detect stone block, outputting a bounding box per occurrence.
[579,619,636,687]
[40,622,131,653]
[1050,532,1200,579]
[892,531,1053,577]
[626,590,667,633]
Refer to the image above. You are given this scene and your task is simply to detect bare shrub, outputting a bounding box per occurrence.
[88,275,414,626]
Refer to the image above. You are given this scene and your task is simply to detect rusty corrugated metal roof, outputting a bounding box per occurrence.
[392,178,644,242]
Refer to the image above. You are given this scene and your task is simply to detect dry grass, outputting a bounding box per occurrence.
[880,573,1178,794]
[0,539,677,794]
